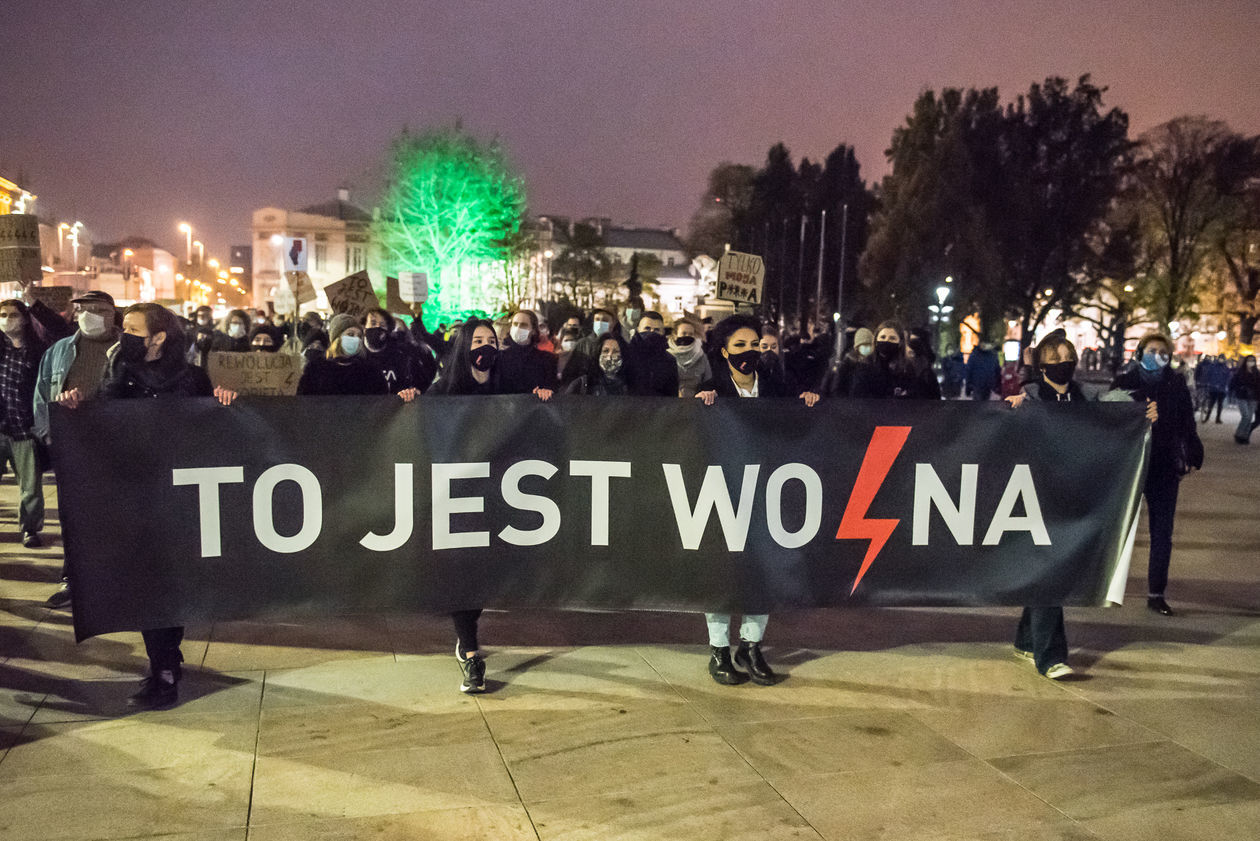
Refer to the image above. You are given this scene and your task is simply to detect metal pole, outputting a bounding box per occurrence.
[777,217,788,329]
[795,214,806,335]
[834,202,849,357]
[814,209,826,331]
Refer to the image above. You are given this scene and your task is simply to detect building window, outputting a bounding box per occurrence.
[674,296,684,311]
[345,245,365,274]
[668,257,675,266]
[314,243,327,272]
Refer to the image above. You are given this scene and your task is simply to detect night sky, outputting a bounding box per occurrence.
[3,0,1257,259]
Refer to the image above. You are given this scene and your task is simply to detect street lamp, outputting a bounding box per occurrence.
[178,223,192,264]
[193,240,204,264]
[928,284,954,356]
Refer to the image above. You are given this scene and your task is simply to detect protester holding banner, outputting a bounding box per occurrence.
[1111,333,1202,616]
[564,334,630,396]
[669,317,711,398]
[420,318,549,692]
[32,290,120,608]
[849,320,928,399]
[363,308,435,395]
[756,326,787,387]
[822,326,873,399]
[554,325,582,385]
[210,309,251,353]
[0,299,49,549]
[297,314,381,396]
[495,310,556,397]
[694,313,820,686]
[55,303,237,708]
[625,311,679,397]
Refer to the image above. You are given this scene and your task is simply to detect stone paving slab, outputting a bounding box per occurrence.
[0,415,1256,839]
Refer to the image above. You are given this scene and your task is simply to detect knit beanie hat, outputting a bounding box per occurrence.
[854,327,874,347]
[327,313,359,344]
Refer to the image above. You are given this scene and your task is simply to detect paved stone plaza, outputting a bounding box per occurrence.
[1,414,1257,841]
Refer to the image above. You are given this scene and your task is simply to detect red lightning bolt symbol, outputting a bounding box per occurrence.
[836,425,911,595]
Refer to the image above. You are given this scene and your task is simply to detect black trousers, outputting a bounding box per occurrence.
[452,609,483,653]
[1201,390,1225,421]
[1144,466,1181,597]
[1015,607,1068,674]
[141,626,184,678]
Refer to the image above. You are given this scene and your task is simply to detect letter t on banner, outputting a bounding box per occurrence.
[570,461,632,546]
[172,467,245,557]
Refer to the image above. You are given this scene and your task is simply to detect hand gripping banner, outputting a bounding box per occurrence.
[51,396,1149,640]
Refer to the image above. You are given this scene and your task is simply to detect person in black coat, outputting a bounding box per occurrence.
[560,308,619,385]
[496,309,557,397]
[209,309,251,353]
[409,319,550,693]
[1228,355,1260,443]
[694,313,820,687]
[564,334,631,395]
[624,311,679,397]
[1110,333,1201,616]
[62,303,237,709]
[297,313,383,396]
[363,307,436,395]
[849,320,934,399]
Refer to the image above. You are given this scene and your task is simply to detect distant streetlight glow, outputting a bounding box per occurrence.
[178,223,192,264]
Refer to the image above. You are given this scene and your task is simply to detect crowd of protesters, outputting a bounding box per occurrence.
[0,285,1226,707]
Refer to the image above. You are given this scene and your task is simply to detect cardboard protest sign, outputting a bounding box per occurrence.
[207,351,302,396]
[27,285,74,314]
[715,251,765,305]
[324,270,380,319]
[384,276,416,316]
[397,271,428,303]
[284,271,316,304]
[0,214,43,285]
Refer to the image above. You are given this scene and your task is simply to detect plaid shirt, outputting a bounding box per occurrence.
[0,336,40,440]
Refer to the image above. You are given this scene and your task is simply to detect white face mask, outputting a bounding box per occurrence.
[561,339,577,353]
[78,311,109,338]
[592,320,611,336]
[340,335,362,356]
[858,344,873,358]
[509,325,531,346]
[0,316,21,336]
[228,323,246,339]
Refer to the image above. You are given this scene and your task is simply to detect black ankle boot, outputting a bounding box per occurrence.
[708,645,747,685]
[734,641,777,685]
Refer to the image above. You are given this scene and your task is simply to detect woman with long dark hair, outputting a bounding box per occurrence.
[417,319,550,692]
[694,313,819,686]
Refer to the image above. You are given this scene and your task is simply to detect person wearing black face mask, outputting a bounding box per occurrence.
[408,319,550,694]
[1110,333,1199,616]
[1006,334,1159,675]
[248,324,284,352]
[362,308,436,395]
[694,314,820,687]
[850,320,925,399]
[668,317,711,398]
[625,311,679,397]
[60,303,237,709]
[186,305,216,367]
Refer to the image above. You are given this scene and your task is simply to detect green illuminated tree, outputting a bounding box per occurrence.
[374,125,526,323]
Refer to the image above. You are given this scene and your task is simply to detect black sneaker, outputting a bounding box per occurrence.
[127,671,179,709]
[44,581,72,609]
[22,531,42,549]
[456,645,485,694]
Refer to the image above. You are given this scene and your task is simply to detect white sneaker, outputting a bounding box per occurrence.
[1044,662,1074,680]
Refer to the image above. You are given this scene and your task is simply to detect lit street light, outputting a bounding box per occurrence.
[193,240,204,264]
[178,222,192,264]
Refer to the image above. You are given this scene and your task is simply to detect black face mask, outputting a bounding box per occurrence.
[673,335,696,347]
[761,350,779,364]
[365,327,389,351]
[875,341,900,362]
[727,349,760,375]
[119,332,148,363]
[469,344,498,372]
[633,331,666,352]
[1042,361,1076,386]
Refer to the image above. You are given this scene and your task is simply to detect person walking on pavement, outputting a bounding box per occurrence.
[965,341,1002,401]
[1228,355,1260,444]
[1111,333,1202,616]
[0,299,49,549]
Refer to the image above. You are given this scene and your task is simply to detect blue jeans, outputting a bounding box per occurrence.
[705,614,768,647]
[1015,607,1068,674]
[1235,399,1256,441]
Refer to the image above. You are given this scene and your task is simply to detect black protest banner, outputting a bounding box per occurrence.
[51,397,1149,640]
